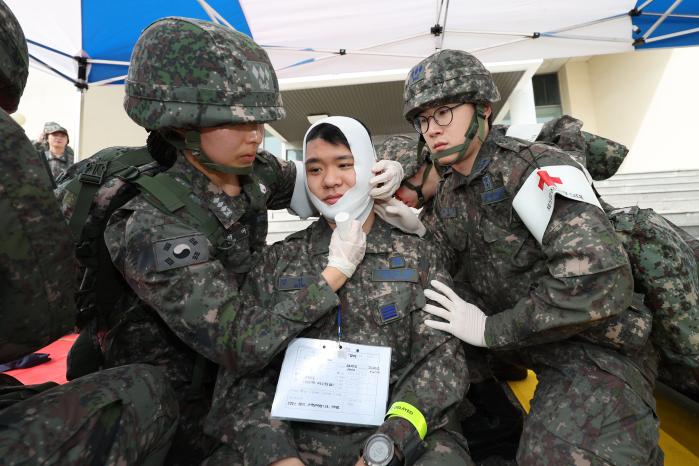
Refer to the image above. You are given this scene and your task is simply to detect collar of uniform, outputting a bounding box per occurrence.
[491,127,529,153]
[46,150,69,163]
[167,155,248,229]
[308,215,396,256]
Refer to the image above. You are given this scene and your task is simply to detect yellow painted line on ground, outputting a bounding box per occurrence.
[508,371,699,465]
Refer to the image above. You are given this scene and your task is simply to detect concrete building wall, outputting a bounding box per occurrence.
[558,47,699,173]
[80,84,148,159]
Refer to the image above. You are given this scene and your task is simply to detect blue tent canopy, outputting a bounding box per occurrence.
[82,0,250,84]
[632,0,699,49]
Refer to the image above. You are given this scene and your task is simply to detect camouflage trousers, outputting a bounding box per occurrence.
[516,343,662,466]
[0,364,178,466]
[205,427,473,466]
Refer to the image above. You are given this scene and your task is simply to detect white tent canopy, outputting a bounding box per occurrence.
[7,0,648,87]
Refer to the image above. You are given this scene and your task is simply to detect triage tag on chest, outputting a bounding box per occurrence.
[271,337,392,427]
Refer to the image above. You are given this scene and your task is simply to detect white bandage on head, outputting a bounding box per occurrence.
[303,116,376,223]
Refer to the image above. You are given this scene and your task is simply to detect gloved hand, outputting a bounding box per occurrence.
[374,198,426,237]
[423,280,488,347]
[369,160,404,200]
[327,219,366,278]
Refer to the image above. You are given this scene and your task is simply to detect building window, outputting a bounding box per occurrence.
[263,129,282,158]
[533,73,562,123]
[286,149,303,161]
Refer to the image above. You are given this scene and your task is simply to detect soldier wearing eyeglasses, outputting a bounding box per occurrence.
[401,50,662,465]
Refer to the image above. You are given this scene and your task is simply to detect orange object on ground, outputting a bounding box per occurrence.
[3,334,76,385]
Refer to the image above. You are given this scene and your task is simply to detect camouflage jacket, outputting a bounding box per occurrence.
[44,149,74,182]
[0,110,76,363]
[432,130,648,352]
[102,150,297,382]
[206,217,467,466]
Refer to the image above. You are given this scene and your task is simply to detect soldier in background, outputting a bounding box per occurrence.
[0,2,178,464]
[36,121,75,182]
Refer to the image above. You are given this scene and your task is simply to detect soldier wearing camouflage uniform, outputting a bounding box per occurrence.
[35,121,74,182]
[385,114,699,402]
[405,50,661,464]
[205,118,472,466]
[0,2,178,464]
[64,17,294,464]
[75,16,404,464]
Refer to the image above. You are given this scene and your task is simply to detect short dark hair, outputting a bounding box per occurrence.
[306,123,350,149]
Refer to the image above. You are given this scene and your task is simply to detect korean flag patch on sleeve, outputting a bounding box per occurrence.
[153,234,210,272]
[512,165,602,244]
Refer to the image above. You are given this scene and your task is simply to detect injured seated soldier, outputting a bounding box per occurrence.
[204,116,474,466]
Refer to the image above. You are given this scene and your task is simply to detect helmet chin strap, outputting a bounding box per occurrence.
[429,103,488,167]
[402,162,433,208]
[159,129,253,176]
[185,131,253,176]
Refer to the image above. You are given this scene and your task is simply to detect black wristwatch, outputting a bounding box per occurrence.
[362,433,401,466]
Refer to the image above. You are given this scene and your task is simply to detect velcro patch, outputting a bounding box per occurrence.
[372,268,419,283]
[379,303,399,323]
[277,276,311,291]
[246,61,275,92]
[481,186,508,205]
[409,64,425,84]
[389,256,406,269]
[153,234,209,272]
[440,207,457,218]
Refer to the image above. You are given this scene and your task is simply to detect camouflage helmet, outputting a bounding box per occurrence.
[124,17,285,130]
[403,49,500,122]
[0,0,29,113]
[377,135,428,180]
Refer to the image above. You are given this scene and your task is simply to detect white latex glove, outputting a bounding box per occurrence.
[374,198,426,237]
[369,160,404,200]
[327,219,366,278]
[423,280,488,347]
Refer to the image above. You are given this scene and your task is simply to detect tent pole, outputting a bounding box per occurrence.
[637,0,657,11]
[437,0,451,50]
[645,26,699,43]
[643,0,684,40]
[546,13,629,34]
[542,32,629,43]
[469,37,531,54]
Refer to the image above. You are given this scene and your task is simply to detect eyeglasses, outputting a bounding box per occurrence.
[412,103,466,134]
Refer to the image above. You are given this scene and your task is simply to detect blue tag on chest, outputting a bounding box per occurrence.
[371,268,419,282]
[379,303,400,323]
[481,186,508,205]
[389,256,406,269]
[277,276,310,290]
[440,207,457,219]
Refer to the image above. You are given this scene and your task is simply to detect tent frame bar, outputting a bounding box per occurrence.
[643,0,684,40]
[645,25,699,43]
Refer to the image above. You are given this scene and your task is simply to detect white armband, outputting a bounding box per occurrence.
[512,165,602,244]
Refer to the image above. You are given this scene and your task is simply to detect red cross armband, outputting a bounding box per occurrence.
[512,165,602,244]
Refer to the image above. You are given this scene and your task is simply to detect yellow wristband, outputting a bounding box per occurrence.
[385,401,427,440]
